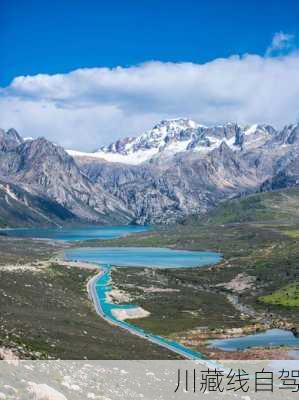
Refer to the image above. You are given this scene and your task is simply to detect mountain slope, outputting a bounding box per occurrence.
[0,132,134,226]
[68,119,277,165]
[1,119,299,226]
[0,179,77,227]
[68,119,201,164]
[200,187,299,225]
[72,119,299,224]
[77,143,259,224]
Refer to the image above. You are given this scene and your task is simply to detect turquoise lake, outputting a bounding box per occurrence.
[4,225,296,358]
[64,246,222,268]
[1,225,150,241]
[1,225,221,360]
[208,329,299,351]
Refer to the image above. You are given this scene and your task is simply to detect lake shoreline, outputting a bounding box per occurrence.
[42,228,299,360]
[2,223,298,361]
[58,250,299,360]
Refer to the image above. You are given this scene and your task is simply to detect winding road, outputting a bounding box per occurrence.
[87,266,217,364]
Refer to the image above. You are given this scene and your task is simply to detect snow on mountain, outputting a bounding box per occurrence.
[67,147,159,164]
[241,124,277,150]
[1,122,299,225]
[67,119,277,165]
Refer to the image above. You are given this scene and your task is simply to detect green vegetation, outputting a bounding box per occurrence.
[260,283,299,307]
[107,187,299,335]
[2,186,299,358]
[0,237,176,359]
[111,234,299,335]
[201,188,299,225]
[0,236,61,265]
[283,230,299,238]
[0,219,7,227]
[113,267,251,336]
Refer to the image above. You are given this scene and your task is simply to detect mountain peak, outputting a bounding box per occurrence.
[100,118,200,154]
[2,121,299,226]
[6,128,22,141]
[0,128,23,151]
[67,120,284,165]
[152,118,200,130]
[76,118,203,164]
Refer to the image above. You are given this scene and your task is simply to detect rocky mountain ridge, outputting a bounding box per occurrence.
[71,119,299,223]
[0,120,299,226]
[68,119,285,165]
[0,128,133,226]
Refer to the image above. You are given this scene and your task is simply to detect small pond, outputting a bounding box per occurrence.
[208,329,299,352]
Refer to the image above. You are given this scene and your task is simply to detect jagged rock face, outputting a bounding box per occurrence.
[0,134,134,225]
[0,128,23,152]
[73,119,299,224]
[100,119,200,155]
[1,119,299,226]
[0,179,77,227]
[275,124,299,145]
[78,141,259,224]
[70,119,278,165]
[260,148,299,191]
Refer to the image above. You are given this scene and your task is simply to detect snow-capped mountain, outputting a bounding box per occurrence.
[72,119,299,223]
[1,120,299,226]
[67,119,278,165]
[68,119,200,164]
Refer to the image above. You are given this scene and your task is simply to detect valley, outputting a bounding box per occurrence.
[0,235,176,360]
[1,119,299,227]
[0,187,299,360]
[1,119,299,360]
[87,188,299,359]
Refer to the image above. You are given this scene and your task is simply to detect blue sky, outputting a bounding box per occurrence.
[1,0,298,85]
[0,0,299,149]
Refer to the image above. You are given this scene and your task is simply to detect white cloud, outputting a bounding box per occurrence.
[266,31,295,56]
[0,34,299,151]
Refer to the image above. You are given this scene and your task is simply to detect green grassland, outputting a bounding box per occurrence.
[0,236,62,265]
[283,230,299,238]
[200,187,299,225]
[112,267,251,335]
[0,237,176,359]
[260,283,299,307]
[1,187,299,358]
[102,188,299,335]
